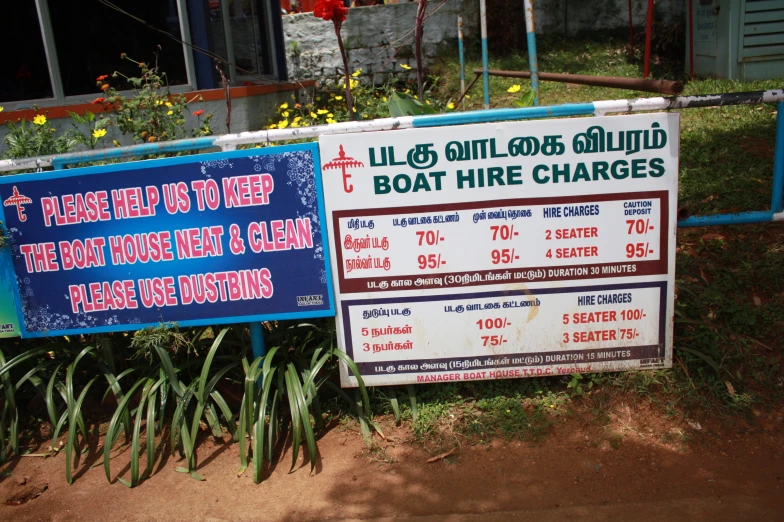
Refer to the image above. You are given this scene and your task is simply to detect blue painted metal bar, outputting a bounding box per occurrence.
[51,137,217,169]
[249,322,266,360]
[524,0,540,106]
[772,102,784,213]
[678,210,775,227]
[479,0,490,109]
[458,16,467,111]
[412,102,596,127]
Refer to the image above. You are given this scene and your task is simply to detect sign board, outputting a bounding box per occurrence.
[0,254,20,337]
[0,143,334,337]
[319,113,678,387]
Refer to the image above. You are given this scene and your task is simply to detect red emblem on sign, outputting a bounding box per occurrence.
[3,186,33,222]
[322,145,364,193]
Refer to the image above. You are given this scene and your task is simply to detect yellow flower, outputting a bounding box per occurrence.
[280,102,289,109]
[465,94,471,99]
[326,118,336,124]
[165,101,172,107]
[167,110,173,116]
[400,64,411,70]
[425,100,431,105]
[317,109,328,115]
[382,96,387,102]
[282,111,290,118]
[278,120,289,129]
[291,121,300,128]
[268,124,277,129]
[113,139,121,147]
[550,405,555,409]
[447,102,455,110]
[33,114,47,125]
[327,113,333,118]
[293,116,302,123]
[350,79,359,89]
[92,128,107,138]
[507,84,522,93]
[0,106,4,113]
[155,100,164,106]
[506,410,511,413]
[335,96,343,101]
[310,112,318,118]
[351,69,362,77]
[404,89,410,94]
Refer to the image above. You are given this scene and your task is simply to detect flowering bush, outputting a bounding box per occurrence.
[95,54,212,144]
[313,0,355,120]
[264,77,452,131]
[2,114,79,159]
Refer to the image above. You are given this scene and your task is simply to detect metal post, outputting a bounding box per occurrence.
[176,0,198,90]
[688,0,694,77]
[480,0,490,109]
[34,0,65,102]
[220,0,237,83]
[458,16,466,110]
[249,322,266,360]
[772,102,784,213]
[627,0,634,63]
[643,0,653,78]
[523,0,539,106]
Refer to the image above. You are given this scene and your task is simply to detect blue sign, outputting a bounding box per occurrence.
[0,143,334,337]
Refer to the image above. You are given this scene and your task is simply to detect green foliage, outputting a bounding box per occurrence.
[265,76,453,131]
[101,55,212,144]
[387,90,437,117]
[237,322,378,483]
[2,116,79,160]
[67,111,111,150]
[567,373,604,397]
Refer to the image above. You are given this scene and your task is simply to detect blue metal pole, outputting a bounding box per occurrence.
[524,0,540,106]
[772,101,784,213]
[480,0,490,109]
[678,210,774,227]
[249,322,266,360]
[458,15,467,111]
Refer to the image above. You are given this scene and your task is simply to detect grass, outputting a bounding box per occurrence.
[379,31,784,448]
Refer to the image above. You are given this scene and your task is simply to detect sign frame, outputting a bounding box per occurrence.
[0,142,336,338]
[319,113,679,387]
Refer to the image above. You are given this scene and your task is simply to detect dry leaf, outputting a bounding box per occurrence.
[427,448,455,463]
[753,295,762,307]
[701,233,725,241]
[725,381,736,396]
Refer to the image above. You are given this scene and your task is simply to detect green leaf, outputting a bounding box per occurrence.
[388,90,437,117]
[515,89,537,108]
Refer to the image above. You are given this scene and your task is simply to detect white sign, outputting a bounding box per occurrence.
[319,113,678,387]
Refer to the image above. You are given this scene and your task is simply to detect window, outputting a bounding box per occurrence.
[0,0,53,103]
[1,0,287,107]
[49,0,188,96]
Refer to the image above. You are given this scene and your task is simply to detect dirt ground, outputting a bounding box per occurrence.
[1,401,783,522]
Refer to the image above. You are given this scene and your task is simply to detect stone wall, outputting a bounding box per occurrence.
[283,0,480,84]
[282,0,685,83]
[535,0,684,34]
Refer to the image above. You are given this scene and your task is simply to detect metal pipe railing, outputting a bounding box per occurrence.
[470,69,685,96]
[1,90,782,227]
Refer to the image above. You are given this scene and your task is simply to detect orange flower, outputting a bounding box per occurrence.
[100,84,109,92]
[193,109,204,117]
[96,74,109,82]
[147,136,156,142]
[92,97,106,105]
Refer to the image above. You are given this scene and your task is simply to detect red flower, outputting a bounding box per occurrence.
[193,109,205,117]
[96,74,109,82]
[314,0,347,23]
[92,97,106,105]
